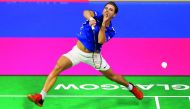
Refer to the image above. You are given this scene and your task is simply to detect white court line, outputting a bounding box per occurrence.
[155,96,160,109]
[0,95,26,97]
[0,95,188,109]
[47,95,190,98]
[0,95,189,98]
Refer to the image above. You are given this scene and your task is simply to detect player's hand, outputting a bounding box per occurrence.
[89,17,96,27]
[103,12,109,27]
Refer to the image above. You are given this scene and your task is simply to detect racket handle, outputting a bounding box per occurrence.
[91,26,95,30]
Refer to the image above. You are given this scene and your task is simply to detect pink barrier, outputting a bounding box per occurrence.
[0,0,88,2]
[0,38,190,75]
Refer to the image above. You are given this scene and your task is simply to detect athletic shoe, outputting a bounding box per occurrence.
[129,83,144,100]
[27,93,44,107]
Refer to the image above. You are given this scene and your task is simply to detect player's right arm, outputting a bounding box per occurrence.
[83,10,96,27]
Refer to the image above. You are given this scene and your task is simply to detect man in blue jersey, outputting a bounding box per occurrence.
[28,2,143,107]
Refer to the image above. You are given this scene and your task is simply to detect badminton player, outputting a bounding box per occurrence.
[28,1,143,107]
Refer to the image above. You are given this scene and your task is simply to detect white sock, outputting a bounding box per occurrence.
[127,83,133,90]
[40,90,47,100]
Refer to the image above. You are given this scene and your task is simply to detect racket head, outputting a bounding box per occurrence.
[92,52,102,69]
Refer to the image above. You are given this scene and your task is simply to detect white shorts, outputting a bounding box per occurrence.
[63,45,110,71]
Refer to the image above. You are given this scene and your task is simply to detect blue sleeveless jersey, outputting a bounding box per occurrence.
[77,10,116,52]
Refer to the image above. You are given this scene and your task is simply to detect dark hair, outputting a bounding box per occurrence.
[104,1,118,14]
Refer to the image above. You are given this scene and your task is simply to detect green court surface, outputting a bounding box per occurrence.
[0,76,189,109]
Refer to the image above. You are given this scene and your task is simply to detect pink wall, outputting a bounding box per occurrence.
[0,0,87,2]
[0,38,189,75]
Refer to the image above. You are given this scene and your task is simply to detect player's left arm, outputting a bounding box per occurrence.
[98,23,106,44]
[98,12,110,44]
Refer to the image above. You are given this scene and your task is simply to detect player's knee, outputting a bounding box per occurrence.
[54,64,64,72]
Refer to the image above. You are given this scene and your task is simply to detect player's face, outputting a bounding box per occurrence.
[102,4,116,19]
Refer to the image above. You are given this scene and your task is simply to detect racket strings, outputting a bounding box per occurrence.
[92,52,102,69]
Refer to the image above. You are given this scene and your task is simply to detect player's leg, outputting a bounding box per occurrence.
[100,68,130,88]
[28,46,81,106]
[27,56,73,106]
[94,56,143,100]
[42,56,72,93]
[99,68,143,100]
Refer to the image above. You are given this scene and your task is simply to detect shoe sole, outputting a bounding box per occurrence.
[27,94,42,107]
